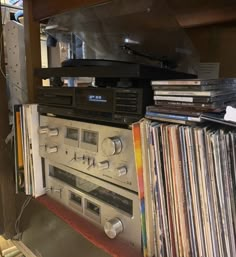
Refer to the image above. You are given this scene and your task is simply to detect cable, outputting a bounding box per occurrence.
[13,196,33,241]
[14,196,32,240]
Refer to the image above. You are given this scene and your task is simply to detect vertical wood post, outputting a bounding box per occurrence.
[0,4,16,238]
[24,0,42,103]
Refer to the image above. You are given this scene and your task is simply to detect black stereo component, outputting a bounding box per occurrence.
[38,87,75,107]
[37,86,153,125]
[74,87,153,124]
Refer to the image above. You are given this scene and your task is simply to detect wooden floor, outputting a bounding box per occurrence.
[19,198,111,257]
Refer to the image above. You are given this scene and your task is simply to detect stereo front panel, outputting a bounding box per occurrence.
[39,115,138,192]
[44,160,141,249]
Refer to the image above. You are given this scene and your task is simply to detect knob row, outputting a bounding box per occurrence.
[40,128,124,157]
[39,127,59,137]
[97,161,127,177]
[45,147,128,177]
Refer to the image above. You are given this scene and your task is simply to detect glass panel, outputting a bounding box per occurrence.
[49,166,133,215]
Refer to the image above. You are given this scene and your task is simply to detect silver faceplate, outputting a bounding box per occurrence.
[45,159,141,249]
[39,115,138,192]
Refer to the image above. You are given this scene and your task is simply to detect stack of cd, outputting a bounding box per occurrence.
[146,78,236,124]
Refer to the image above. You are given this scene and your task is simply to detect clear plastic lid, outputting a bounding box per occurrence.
[46,0,199,74]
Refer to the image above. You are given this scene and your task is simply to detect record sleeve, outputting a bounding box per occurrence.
[194,128,212,257]
[185,127,206,257]
[146,111,202,122]
[140,120,156,257]
[161,125,179,257]
[229,132,236,238]
[168,125,188,257]
[132,121,148,257]
[179,126,197,257]
[225,133,236,254]
[201,113,236,128]
[211,132,231,257]
[169,125,183,257]
[146,106,202,117]
[13,105,25,193]
[151,124,171,257]
[150,125,164,257]
[205,129,223,257]
[173,126,192,257]
[145,115,196,125]
[196,128,215,257]
[230,132,236,189]
[219,130,236,257]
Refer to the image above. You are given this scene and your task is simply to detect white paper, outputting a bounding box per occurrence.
[197,63,220,79]
[21,104,45,198]
[224,106,236,123]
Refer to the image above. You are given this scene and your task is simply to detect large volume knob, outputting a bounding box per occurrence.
[48,129,59,137]
[39,127,48,134]
[104,218,123,239]
[46,146,58,154]
[102,137,122,156]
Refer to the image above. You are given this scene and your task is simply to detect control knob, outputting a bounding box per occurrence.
[104,218,123,239]
[116,166,127,177]
[46,146,58,154]
[39,127,48,134]
[98,161,109,170]
[48,129,59,137]
[102,137,122,156]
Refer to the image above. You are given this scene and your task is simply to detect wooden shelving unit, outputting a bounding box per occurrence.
[23,0,236,103]
[1,0,236,254]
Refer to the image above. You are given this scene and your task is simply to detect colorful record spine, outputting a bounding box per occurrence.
[132,121,148,257]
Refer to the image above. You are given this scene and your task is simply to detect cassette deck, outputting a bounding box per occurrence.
[45,159,141,249]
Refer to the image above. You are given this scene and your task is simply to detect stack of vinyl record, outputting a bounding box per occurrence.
[146,78,236,124]
[132,119,236,257]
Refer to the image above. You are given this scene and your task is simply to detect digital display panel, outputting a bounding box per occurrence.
[82,130,98,146]
[88,95,107,103]
[66,128,79,141]
[50,166,133,215]
[75,88,113,112]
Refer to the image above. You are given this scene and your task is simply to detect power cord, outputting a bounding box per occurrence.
[13,196,33,241]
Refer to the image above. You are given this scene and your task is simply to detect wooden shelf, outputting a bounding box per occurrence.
[30,0,236,28]
[31,0,110,21]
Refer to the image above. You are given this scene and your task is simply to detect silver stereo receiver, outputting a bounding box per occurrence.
[39,115,138,192]
[44,160,141,249]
